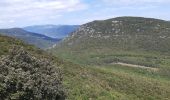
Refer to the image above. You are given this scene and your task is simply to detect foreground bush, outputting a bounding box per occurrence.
[0,47,65,100]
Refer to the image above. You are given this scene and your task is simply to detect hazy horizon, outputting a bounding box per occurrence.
[0,0,170,28]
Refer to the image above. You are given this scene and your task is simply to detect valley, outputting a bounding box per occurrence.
[1,17,170,100]
[0,25,79,49]
[0,28,60,49]
[1,0,170,100]
[23,25,79,39]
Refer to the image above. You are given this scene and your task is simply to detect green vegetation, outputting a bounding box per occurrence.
[0,35,36,56]
[50,17,170,100]
[0,35,65,99]
[57,17,170,53]
[0,35,58,60]
[51,48,170,99]
[61,61,170,100]
[1,17,170,100]
[51,17,170,72]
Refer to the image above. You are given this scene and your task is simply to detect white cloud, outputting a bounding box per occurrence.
[0,0,87,12]
[0,20,4,24]
[9,20,15,23]
[0,0,169,28]
[101,0,170,6]
[0,0,88,28]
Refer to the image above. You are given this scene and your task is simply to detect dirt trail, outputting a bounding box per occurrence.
[112,62,159,71]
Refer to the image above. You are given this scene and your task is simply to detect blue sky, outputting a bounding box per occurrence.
[0,0,170,28]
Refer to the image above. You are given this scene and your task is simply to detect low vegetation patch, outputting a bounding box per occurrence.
[0,47,65,100]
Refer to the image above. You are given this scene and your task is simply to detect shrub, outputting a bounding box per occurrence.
[0,47,65,100]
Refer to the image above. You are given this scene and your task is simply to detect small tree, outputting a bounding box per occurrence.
[0,47,65,100]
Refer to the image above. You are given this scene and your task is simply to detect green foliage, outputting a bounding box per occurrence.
[55,17,170,53]
[1,16,170,100]
[0,47,65,100]
[0,35,37,56]
[62,62,170,100]
[50,17,170,100]
[51,16,170,76]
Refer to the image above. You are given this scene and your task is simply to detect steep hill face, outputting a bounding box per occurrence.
[0,28,60,49]
[58,17,170,53]
[50,17,170,67]
[24,25,79,39]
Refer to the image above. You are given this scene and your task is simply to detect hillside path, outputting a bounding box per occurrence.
[112,62,159,71]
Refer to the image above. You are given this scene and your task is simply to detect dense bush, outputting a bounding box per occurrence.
[0,47,65,100]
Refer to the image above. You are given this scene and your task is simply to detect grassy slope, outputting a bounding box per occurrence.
[50,17,170,100]
[1,34,170,100]
[51,47,170,100]
[1,32,170,99]
[52,17,170,72]
[51,48,170,69]
[0,35,59,60]
[0,35,34,56]
[59,17,170,53]
[62,62,170,100]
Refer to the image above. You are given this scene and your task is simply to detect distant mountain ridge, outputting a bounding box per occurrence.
[56,16,170,53]
[23,25,79,39]
[0,28,60,49]
[49,16,170,71]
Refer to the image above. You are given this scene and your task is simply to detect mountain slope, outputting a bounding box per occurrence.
[24,25,79,39]
[2,35,170,100]
[58,17,170,53]
[51,17,170,68]
[49,17,170,100]
[1,18,170,99]
[0,28,60,49]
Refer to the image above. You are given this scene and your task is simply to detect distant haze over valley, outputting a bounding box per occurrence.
[0,24,79,49]
[23,25,79,39]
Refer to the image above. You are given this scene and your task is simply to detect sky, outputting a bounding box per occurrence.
[0,0,170,28]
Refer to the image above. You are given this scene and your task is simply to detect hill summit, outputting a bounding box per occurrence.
[58,17,170,53]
